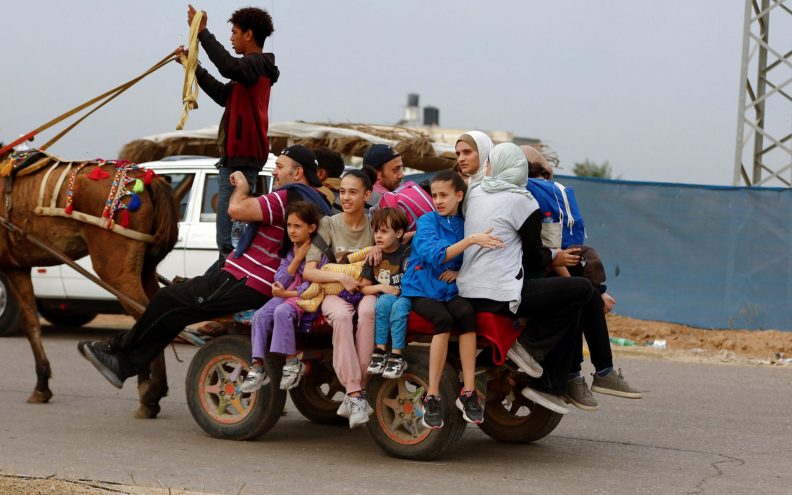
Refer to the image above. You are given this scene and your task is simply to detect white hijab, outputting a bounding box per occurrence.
[457,130,493,187]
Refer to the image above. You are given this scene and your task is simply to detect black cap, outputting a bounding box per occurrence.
[280,145,323,187]
[362,144,401,170]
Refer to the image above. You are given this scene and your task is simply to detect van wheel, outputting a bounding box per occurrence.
[0,274,22,337]
[38,304,97,327]
[366,348,466,461]
[185,335,286,440]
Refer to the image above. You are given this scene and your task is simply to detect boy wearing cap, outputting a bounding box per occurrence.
[77,146,330,398]
[362,144,405,201]
[175,5,280,269]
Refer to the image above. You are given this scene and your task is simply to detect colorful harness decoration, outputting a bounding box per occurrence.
[2,149,157,243]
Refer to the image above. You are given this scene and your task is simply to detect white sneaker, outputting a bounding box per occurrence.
[336,395,349,418]
[239,367,271,393]
[507,342,543,378]
[279,360,305,390]
[348,396,371,428]
[521,386,569,415]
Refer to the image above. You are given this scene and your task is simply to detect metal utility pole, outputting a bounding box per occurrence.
[734,0,792,187]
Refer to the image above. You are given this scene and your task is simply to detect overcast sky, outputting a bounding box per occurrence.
[1,1,751,185]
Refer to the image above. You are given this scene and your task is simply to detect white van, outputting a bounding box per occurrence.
[0,155,275,334]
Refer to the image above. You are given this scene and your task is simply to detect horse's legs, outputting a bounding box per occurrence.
[4,268,53,403]
[134,269,169,419]
[85,236,167,418]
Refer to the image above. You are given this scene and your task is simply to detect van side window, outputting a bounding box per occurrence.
[160,173,195,221]
[201,173,220,223]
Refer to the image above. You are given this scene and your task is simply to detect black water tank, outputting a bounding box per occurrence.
[407,93,419,107]
[424,106,439,126]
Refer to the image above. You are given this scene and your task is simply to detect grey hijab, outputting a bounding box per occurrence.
[479,143,535,200]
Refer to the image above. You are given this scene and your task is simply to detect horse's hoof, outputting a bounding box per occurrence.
[134,404,160,419]
[27,390,53,404]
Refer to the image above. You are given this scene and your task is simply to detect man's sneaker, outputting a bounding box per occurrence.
[367,350,387,375]
[564,376,599,411]
[507,342,543,378]
[421,394,444,429]
[279,360,305,390]
[336,395,350,418]
[591,369,642,399]
[455,389,485,424]
[521,386,569,415]
[78,340,130,389]
[381,354,407,379]
[239,367,270,393]
[347,396,370,429]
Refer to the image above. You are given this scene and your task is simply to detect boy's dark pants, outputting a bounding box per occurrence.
[107,270,268,374]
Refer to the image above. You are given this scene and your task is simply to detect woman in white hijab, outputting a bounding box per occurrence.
[454,130,493,187]
[457,143,594,415]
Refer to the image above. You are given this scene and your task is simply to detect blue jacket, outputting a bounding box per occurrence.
[401,211,464,302]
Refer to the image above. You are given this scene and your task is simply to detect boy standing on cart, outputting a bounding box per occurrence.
[175,4,280,271]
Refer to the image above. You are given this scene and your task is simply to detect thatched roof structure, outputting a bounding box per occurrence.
[119,121,458,171]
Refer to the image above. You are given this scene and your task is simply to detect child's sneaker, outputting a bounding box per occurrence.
[564,376,599,411]
[347,395,370,429]
[421,394,444,429]
[381,354,407,379]
[591,368,642,399]
[239,366,270,393]
[279,359,305,390]
[336,395,349,418]
[367,349,387,375]
[455,389,484,424]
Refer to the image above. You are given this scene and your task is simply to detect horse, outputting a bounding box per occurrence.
[0,149,179,418]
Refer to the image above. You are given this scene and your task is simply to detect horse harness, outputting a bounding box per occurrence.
[0,150,156,244]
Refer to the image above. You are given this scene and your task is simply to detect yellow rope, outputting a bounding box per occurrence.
[176,11,203,130]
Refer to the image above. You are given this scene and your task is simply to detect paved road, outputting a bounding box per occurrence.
[1,323,791,495]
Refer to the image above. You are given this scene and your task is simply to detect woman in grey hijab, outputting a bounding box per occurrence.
[457,143,594,414]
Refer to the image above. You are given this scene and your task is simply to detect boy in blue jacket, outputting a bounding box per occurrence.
[401,170,503,429]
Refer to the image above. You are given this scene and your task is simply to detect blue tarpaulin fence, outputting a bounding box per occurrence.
[406,172,791,331]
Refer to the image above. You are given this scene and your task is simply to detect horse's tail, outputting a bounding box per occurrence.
[143,176,179,275]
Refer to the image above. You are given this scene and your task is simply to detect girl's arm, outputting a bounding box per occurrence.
[441,229,503,263]
[274,257,295,288]
[287,241,312,276]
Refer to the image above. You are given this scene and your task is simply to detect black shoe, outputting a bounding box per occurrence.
[421,394,444,429]
[456,389,484,424]
[78,340,132,389]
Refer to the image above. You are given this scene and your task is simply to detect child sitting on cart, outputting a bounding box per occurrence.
[240,201,323,392]
[363,208,412,379]
[401,170,504,429]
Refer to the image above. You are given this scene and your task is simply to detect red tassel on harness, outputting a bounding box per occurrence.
[64,204,73,215]
[87,167,110,181]
[103,209,111,218]
[143,169,156,185]
[118,209,130,228]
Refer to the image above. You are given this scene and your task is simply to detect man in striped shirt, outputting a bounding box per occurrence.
[77,146,327,397]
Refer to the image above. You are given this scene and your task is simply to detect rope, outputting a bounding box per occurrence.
[0,53,176,157]
[176,11,204,130]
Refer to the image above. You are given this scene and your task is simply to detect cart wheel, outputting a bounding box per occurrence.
[366,348,466,461]
[186,334,286,440]
[289,351,346,425]
[477,371,563,443]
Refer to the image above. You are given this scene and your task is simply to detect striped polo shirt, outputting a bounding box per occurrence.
[223,189,289,296]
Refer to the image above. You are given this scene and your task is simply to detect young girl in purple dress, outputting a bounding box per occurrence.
[240,201,322,392]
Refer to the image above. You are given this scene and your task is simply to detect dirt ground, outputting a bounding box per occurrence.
[0,474,223,495]
[605,314,792,366]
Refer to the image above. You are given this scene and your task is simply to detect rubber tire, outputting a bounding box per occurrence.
[186,334,287,441]
[366,347,466,461]
[477,377,564,444]
[38,304,97,328]
[288,353,346,426]
[0,274,23,337]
